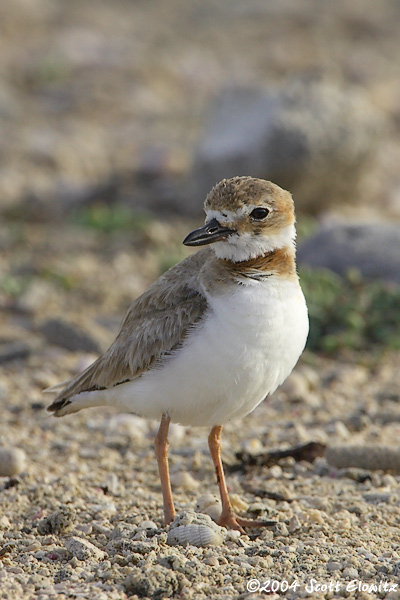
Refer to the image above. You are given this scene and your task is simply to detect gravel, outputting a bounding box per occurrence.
[1,338,400,598]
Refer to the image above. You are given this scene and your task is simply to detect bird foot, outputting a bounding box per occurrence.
[218,511,276,534]
[163,508,176,526]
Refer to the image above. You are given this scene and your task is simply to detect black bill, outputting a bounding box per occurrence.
[183,218,235,247]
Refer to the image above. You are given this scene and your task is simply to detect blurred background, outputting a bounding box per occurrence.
[1,0,400,376]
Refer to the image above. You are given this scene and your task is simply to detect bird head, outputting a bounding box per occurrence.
[183,176,296,262]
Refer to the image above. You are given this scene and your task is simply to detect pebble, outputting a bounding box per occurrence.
[273,523,289,537]
[65,537,106,561]
[230,494,248,514]
[307,508,326,524]
[0,447,26,477]
[195,493,222,522]
[333,421,351,440]
[363,492,398,504]
[288,514,302,533]
[269,465,283,479]
[241,438,264,454]
[170,470,199,490]
[280,371,309,400]
[102,473,119,495]
[105,414,147,441]
[204,556,219,567]
[0,516,11,529]
[37,507,76,535]
[326,561,342,572]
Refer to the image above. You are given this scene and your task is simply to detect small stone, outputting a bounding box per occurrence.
[0,516,11,530]
[170,471,199,490]
[204,556,219,567]
[297,365,320,390]
[103,473,119,495]
[280,371,309,400]
[326,561,342,572]
[25,542,41,552]
[307,508,326,524]
[230,494,248,514]
[195,493,222,522]
[105,414,147,440]
[334,421,351,440]
[273,522,289,537]
[0,447,26,477]
[65,536,106,561]
[381,474,397,487]
[241,438,264,454]
[37,507,76,535]
[288,514,302,533]
[168,424,187,444]
[269,465,283,478]
[363,492,398,504]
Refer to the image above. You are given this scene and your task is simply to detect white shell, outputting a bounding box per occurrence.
[195,493,222,523]
[167,511,225,547]
[138,520,158,530]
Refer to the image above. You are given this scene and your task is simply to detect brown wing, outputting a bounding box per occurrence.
[47,249,210,413]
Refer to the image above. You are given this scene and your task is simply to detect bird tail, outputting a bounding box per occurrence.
[44,357,108,417]
[46,390,107,417]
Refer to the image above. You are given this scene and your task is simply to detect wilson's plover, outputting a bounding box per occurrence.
[46,176,309,532]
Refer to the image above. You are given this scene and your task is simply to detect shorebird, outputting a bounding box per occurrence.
[46,176,309,533]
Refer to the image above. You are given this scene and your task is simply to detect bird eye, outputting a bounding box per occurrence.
[250,207,270,220]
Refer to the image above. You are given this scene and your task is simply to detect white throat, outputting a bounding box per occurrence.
[211,223,296,262]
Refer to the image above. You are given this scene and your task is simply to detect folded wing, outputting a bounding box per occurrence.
[47,249,210,414]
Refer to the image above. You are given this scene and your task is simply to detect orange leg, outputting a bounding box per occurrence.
[154,413,176,526]
[208,425,275,533]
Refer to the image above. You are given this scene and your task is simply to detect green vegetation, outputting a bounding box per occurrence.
[300,267,400,354]
[0,273,31,298]
[72,204,153,234]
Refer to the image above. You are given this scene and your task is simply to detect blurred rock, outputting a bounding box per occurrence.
[170,471,199,491]
[40,318,102,353]
[0,342,31,364]
[105,414,148,441]
[280,371,309,401]
[195,493,221,522]
[298,222,400,284]
[189,78,385,214]
[0,447,26,477]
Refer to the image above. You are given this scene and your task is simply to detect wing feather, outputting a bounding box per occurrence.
[47,249,210,413]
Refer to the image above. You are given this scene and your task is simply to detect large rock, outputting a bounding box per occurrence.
[189,78,385,214]
[297,222,400,284]
[40,318,102,353]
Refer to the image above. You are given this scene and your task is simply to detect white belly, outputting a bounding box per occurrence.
[101,277,309,427]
